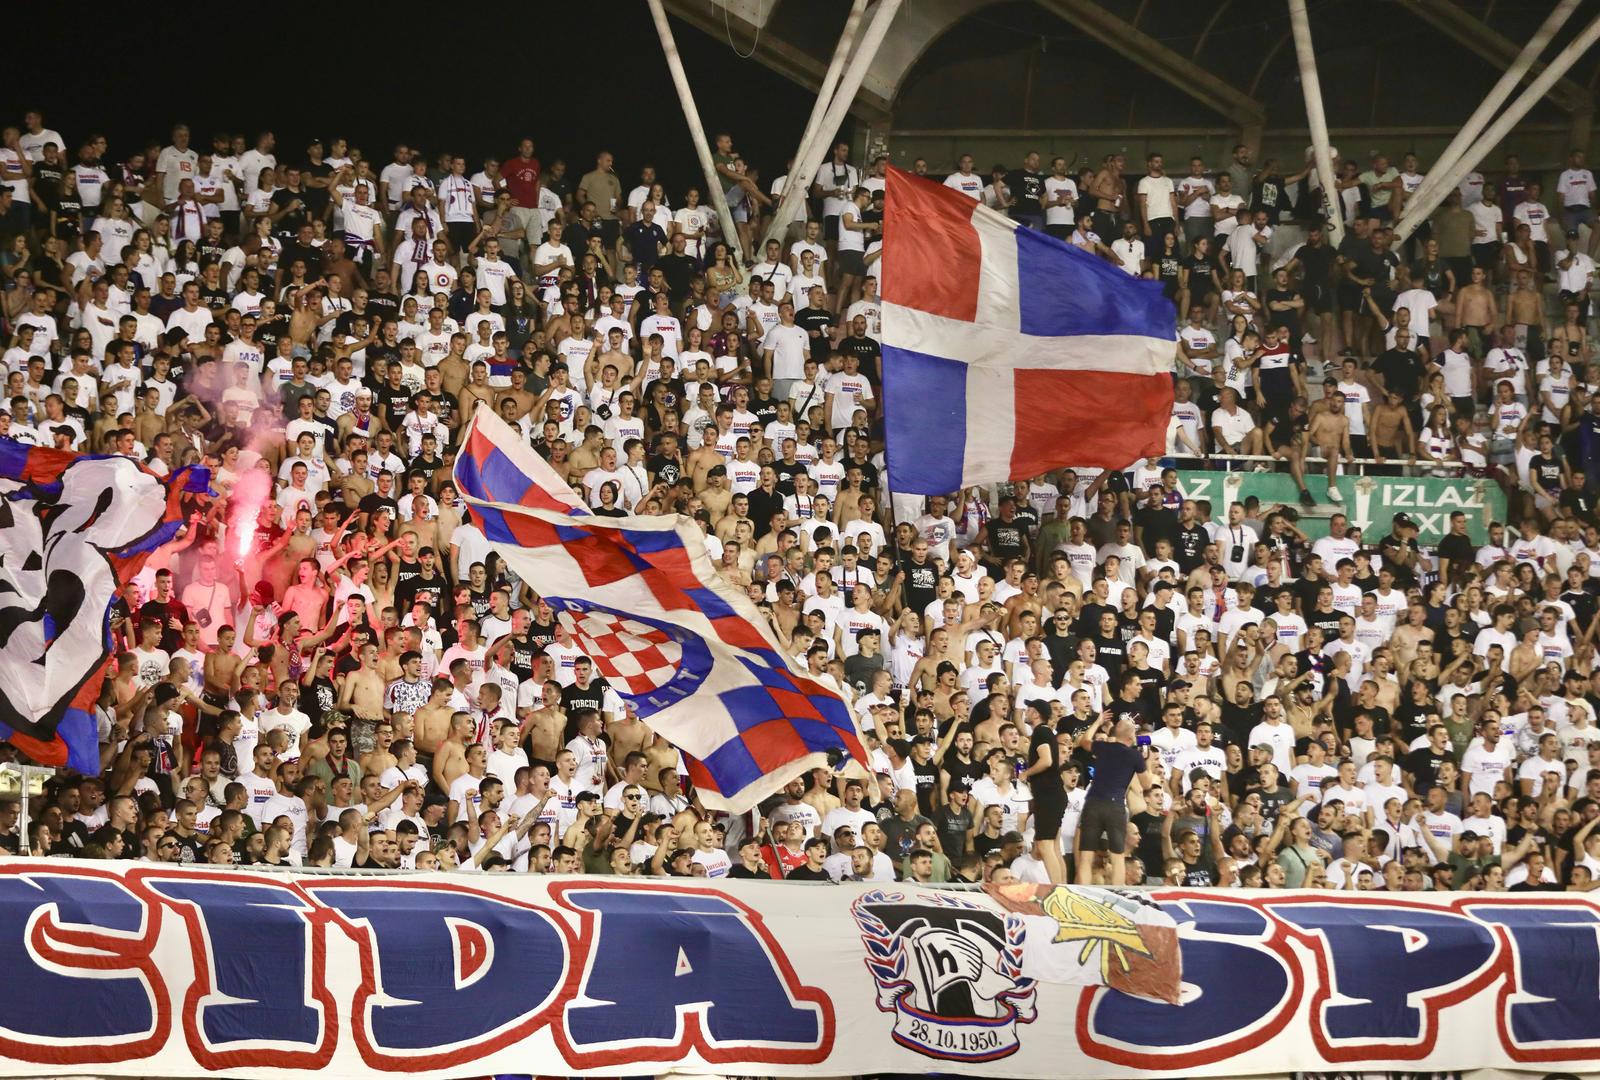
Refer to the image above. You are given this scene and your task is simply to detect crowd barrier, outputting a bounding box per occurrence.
[0,859,1596,1078]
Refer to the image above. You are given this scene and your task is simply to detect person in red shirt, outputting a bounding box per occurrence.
[760,818,808,876]
[504,138,542,207]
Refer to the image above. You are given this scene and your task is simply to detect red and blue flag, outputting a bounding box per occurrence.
[881,166,1176,494]
[455,409,867,811]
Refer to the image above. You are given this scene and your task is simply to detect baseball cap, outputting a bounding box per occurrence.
[1394,513,1417,529]
[1251,742,1274,753]
[1167,679,1190,691]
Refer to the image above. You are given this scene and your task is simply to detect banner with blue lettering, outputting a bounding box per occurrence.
[0,860,1597,1078]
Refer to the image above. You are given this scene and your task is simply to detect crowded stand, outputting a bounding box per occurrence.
[3,110,1600,897]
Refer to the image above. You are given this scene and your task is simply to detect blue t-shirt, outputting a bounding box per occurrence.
[1085,741,1144,803]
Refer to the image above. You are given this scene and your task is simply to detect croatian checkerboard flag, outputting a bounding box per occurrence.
[882,166,1176,494]
[455,408,868,812]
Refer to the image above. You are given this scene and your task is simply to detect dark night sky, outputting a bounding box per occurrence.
[17,7,838,198]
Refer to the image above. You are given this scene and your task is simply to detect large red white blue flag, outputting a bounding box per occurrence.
[0,445,206,773]
[454,408,867,812]
[881,166,1176,495]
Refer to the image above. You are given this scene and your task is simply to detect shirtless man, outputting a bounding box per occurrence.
[337,641,388,744]
[1369,388,1416,465]
[1305,386,1353,503]
[606,703,651,767]
[642,734,679,796]
[432,712,476,793]
[1091,153,1127,238]
[1506,268,1546,360]
[1454,265,1499,357]
[360,720,398,780]
[460,362,495,417]
[697,465,733,522]
[494,366,541,422]
[567,427,605,479]
[520,685,566,765]
[413,678,455,760]
[203,626,246,709]
[596,328,634,382]
[801,766,842,819]
[1390,603,1435,674]
[686,429,728,492]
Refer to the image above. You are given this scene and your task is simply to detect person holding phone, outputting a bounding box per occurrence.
[1074,713,1153,885]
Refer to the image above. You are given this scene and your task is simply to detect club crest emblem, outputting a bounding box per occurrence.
[851,890,1036,1061]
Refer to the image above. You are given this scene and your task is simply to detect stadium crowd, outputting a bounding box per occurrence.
[2,112,1600,894]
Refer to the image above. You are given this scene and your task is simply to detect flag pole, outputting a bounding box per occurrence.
[1395,10,1600,242]
[759,0,871,254]
[1287,0,1345,247]
[761,0,904,260]
[645,0,747,265]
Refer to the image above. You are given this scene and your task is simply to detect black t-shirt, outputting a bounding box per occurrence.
[1404,747,1453,793]
[900,557,939,610]
[786,864,831,881]
[1156,254,1182,293]
[1085,741,1143,802]
[1183,253,1218,295]
[561,679,607,717]
[1004,169,1045,216]
[985,519,1027,560]
[795,307,835,348]
[910,757,940,815]
[1373,348,1425,400]
[932,803,974,858]
[358,490,399,519]
[1090,632,1127,682]
[1132,504,1179,552]
[1529,453,1563,494]
[1028,722,1064,795]
[647,453,684,488]
[1436,532,1476,576]
[377,384,412,429]
[656,253,697,301]
[941,756,985,798]
[1251,175,1287,224]
[1297,242,1337,295]
[1175,524,1208,573]
[527,618,557,651]
[271,188,311,235]
[1266,288,1303,338]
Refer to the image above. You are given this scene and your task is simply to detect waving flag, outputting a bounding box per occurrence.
[0,444,207,773]
[881,166,1176,495]
[454,409,867,812]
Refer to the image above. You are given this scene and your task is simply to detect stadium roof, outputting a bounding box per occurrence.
[667,0,1598,135]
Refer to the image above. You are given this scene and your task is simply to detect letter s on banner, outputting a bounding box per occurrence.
[1077,896,1299,1068]
[1265,897,1498,1061]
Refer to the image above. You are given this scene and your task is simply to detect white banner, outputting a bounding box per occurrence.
[1,859,1597,1077]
